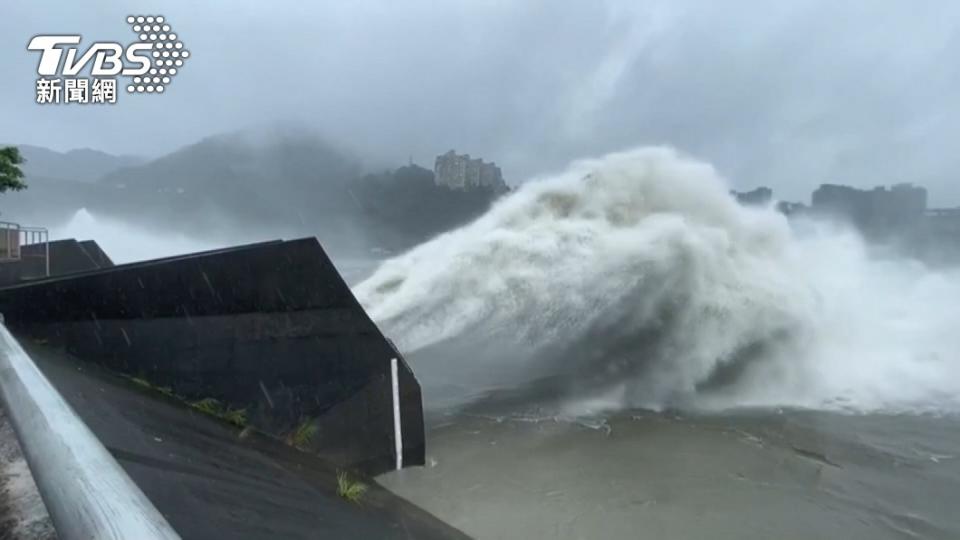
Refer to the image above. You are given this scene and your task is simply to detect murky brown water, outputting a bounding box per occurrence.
[380,410,960,540]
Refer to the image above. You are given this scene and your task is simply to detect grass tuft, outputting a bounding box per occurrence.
[190,398,248,427]
[122,374,246,428]
[288,418,318,449]
[336,470,367,504]
[128,376,174,398]
[222,407,248,428]
[191,397,222,416]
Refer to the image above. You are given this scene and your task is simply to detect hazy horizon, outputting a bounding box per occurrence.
[4,1,960,205]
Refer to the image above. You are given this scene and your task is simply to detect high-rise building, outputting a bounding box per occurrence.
[811,182,927,232]
[434,150,507,193]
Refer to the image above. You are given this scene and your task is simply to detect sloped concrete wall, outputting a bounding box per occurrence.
[76,240,114,268]
[0,238,423,474]
[0,239,114,286]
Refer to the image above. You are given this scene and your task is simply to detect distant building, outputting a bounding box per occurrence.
[730,187,810,216]
[927,207,960,219]
[731,187,773,206]
[811,183,927,233]
[434,150,467,188]
[776,200,807,216]
[925,207,960,234]
[434,150,507,193]
[732,181,957,263]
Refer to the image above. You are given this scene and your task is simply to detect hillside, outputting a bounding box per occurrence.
[99,128,361,225]
[13,145,144,182]
[5,130,506,254]
[354,164,501,247]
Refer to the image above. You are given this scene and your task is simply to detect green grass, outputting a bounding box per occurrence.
[191,397,222,415]
[336,470,367,504]
[190,398,248,427]
[222,407,248,428]
[122,374,247,427]
[288,418,318,449]
[129,376,175,397]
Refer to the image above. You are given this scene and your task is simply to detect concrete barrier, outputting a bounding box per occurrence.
[0,238,114,286]
[20,238,111,277]
[0,238,424,474]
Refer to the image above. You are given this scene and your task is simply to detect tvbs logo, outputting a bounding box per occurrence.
[27,15,190,105]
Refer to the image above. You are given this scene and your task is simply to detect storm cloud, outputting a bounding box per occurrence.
[2,0,960,204]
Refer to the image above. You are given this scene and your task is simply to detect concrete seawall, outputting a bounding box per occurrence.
[0,237,423,474]
[0,238,115,285]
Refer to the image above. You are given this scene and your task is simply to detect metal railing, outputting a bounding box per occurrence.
[0,221,50,278]
[0,320,181,540]
[0,221,21,261]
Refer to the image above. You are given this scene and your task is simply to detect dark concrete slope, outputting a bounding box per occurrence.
[76,239,114,268]
[0,238,112,286]
[0,238,423,474]
[22,239,115,276]
[24,342,467,540]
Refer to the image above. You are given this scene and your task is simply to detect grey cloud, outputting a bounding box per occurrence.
[2,0,960,204]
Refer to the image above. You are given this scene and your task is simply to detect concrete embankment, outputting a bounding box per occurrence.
[0,238,462,539]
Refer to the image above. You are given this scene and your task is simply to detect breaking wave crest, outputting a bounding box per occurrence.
[354,147,960,414]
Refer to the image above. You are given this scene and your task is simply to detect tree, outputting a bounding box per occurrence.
[0,146,27,194]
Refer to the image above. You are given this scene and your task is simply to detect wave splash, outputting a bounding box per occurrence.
[354,147,960,414]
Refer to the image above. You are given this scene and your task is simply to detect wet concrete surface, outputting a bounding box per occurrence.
[0,408,56,540]
[11,339,468,540]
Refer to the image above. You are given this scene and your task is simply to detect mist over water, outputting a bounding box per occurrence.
[51,209,219,264]
[355,147,960,415]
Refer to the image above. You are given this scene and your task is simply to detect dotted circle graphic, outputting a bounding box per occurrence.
[125,15,189,94]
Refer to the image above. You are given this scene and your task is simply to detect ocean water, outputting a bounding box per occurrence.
[355,147,960,538]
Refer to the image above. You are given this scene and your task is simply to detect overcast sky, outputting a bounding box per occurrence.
[3,0,960,205]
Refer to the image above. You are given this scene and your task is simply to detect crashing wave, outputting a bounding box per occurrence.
[355,147,960,414]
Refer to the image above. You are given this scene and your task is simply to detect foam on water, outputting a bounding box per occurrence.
[355,147,960,414]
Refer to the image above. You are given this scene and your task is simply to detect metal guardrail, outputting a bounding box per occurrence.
[0,221,50,278]
[0,319,181,540]
[0,221,21,261]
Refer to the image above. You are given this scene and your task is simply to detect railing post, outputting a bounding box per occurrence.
[45,232,50,277]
